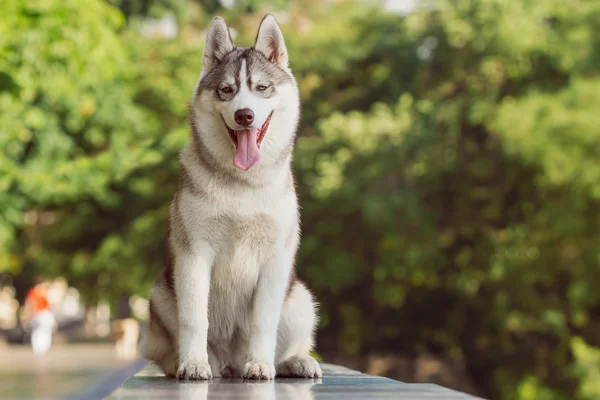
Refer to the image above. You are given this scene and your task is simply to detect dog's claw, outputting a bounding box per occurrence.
[177,360,213,380]
[243,361,275,380]
[276,355,322,378]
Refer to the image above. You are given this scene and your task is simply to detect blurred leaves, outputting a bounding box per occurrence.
[0,0,197,299]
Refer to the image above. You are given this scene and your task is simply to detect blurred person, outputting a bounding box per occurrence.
[111,318,140,360]
[111,295,140,360]
[23,277,55,357]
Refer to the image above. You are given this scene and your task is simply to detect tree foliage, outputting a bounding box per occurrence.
[2,0,600,399]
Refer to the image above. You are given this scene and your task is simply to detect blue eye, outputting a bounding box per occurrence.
[256,85,269,91]
[220,86,233,93]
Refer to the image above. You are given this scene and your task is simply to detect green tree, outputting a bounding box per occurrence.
[290,1,600,399]
[0,0,196,301]
[108,0,187,19]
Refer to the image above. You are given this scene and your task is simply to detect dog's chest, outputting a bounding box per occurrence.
[213,212,279,283]
[207,212,279,339]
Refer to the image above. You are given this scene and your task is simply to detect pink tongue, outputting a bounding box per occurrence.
[233,128,261,171]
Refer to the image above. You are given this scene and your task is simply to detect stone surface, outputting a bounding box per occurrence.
[108,362,486,399]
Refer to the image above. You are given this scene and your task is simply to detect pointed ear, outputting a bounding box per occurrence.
[254,14,289,68]
[202,17,234,72]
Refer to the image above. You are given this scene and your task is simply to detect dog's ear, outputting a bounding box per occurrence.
[254,14,289,68]
[202,17,234,72]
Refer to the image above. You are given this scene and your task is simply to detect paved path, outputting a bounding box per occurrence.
[109,363,485,399]
[0,343,130,400]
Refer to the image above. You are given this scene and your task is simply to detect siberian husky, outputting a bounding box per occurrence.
[141,15,322,380]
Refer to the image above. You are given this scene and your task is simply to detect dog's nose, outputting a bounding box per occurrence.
[234,108,254,127]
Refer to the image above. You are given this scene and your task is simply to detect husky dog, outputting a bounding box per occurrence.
[140,15,322,380]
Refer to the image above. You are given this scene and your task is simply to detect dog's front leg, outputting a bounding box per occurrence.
[244,247,293,380]
[175,242,215,380]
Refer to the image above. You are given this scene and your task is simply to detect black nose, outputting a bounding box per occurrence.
[234,108,254,127]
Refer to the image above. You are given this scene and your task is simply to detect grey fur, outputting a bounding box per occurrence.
[180,164,205,197]
[198,48,292,100]
[169,191,191,252]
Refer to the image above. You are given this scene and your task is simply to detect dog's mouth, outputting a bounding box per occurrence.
[224,112,273,171]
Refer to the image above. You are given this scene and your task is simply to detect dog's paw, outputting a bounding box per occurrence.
[277,355,322,378]
[177,360,213,380]
[243,361,275,380]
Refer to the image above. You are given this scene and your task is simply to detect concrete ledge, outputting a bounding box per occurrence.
[106,362,485,399]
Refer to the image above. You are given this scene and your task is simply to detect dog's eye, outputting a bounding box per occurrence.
[256,85,269,92]
[220,86,233,93]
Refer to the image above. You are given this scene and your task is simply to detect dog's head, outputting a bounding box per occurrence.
[191,15,299,173]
